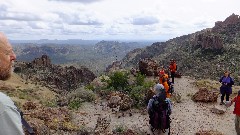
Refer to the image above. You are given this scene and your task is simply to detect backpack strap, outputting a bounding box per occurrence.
[17,109,35,135]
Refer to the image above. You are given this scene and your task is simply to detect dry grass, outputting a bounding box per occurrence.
[193,79,221,90]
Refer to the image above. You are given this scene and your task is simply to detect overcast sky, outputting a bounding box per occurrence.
[0,0,239,41]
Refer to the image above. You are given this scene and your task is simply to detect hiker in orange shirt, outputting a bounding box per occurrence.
[159,69,171,98]
[169,59,177,84]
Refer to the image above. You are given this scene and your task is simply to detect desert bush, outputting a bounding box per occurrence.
[68,87,96,102]
[113,124,126,133]
[129,86,146,108]
[135,73,145,86]
[194,79,220,90]
[41,98,58,107]
[68,100,83,110]
[84,84,95,91]
[107,71,129,91]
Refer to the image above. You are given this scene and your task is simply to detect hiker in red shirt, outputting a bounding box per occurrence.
[169,59,177,84]
[231,90,240,135]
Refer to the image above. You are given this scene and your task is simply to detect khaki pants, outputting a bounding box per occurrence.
[235,115,240,135]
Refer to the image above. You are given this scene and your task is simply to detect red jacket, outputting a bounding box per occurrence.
[232,96,240,116]
[169,62,177,73]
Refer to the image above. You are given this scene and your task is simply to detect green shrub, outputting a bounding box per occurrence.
[68,88,96,102]
[68,100,83,110]
[113,125,126,133]
[107,71,129,91]
[41,99,58,107]
[84,84,95,91]
[135,73,145,86]
[143,81,155,89]
[129,86,145,108]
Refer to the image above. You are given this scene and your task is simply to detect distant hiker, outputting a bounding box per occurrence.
[230,90,240,135]
[169,59,177,84]
[147,83,172,135]
[219,71,234,105]
[159,70,171,98]
[0,32,24,135]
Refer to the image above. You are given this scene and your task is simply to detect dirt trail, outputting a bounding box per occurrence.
[171,76,235,135]
[74,76,236,135]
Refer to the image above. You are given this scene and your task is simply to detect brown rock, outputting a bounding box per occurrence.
[192,88,219,102]
[196,130,224,135]
[194,32,223,50]
[139,58,160,76]
[23,101,37,110]
[210,106,225,114]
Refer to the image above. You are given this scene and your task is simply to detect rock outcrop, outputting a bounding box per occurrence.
[139,58,159,76]
[194,32,223,50]
[14,55,96,93]
[192,88,219,102]
[213,13,240,33]
[105,61,122,72]
[32,55,51,67]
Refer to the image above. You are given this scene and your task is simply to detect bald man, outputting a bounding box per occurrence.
[0,32,24,135]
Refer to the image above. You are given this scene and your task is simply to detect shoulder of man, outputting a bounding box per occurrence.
[0,92,17,109]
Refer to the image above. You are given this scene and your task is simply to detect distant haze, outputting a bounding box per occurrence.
[1,0,240,41]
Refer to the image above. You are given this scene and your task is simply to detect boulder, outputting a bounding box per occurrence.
[107,92,133,111]
[192,88,219,102]
[210,105,225,114]
[94,115,111,135]
[139,58,159,76]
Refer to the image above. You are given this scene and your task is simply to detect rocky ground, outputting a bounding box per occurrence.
[1,72,238,135]
[74,76,237,135]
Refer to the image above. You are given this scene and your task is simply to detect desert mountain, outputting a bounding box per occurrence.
[121,14,240,81]
[13,41,149,74]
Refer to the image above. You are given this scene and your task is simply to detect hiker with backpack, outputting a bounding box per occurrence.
[0,32,25,135]
[159,70,171,98]
[219,71,234,105]
[147,83,172,135]
[169,59,177,84]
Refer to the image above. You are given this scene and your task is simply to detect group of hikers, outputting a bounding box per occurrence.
[147,59,240,135]
[1,31,240,135]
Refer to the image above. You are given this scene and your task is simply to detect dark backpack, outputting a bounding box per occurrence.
[149,96,171,135]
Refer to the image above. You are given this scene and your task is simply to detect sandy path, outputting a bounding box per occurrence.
[171,76,235,135]
[74,76,236,135]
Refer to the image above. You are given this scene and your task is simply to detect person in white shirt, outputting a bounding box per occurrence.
[0,32,24,135]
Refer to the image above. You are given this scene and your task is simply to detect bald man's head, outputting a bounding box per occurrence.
[0,32,16,80]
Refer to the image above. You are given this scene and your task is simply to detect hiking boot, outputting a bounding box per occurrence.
[220,102,224,105]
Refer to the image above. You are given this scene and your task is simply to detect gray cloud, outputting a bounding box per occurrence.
[194,21,210,28]
[0,4,7,11]
[162,20,180,29]
[132,16,159,25]
[0,11,41,21]
[56,12,102,25]
[0,4,41,21]
[69,20,102,25]
[49,0,102,4]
